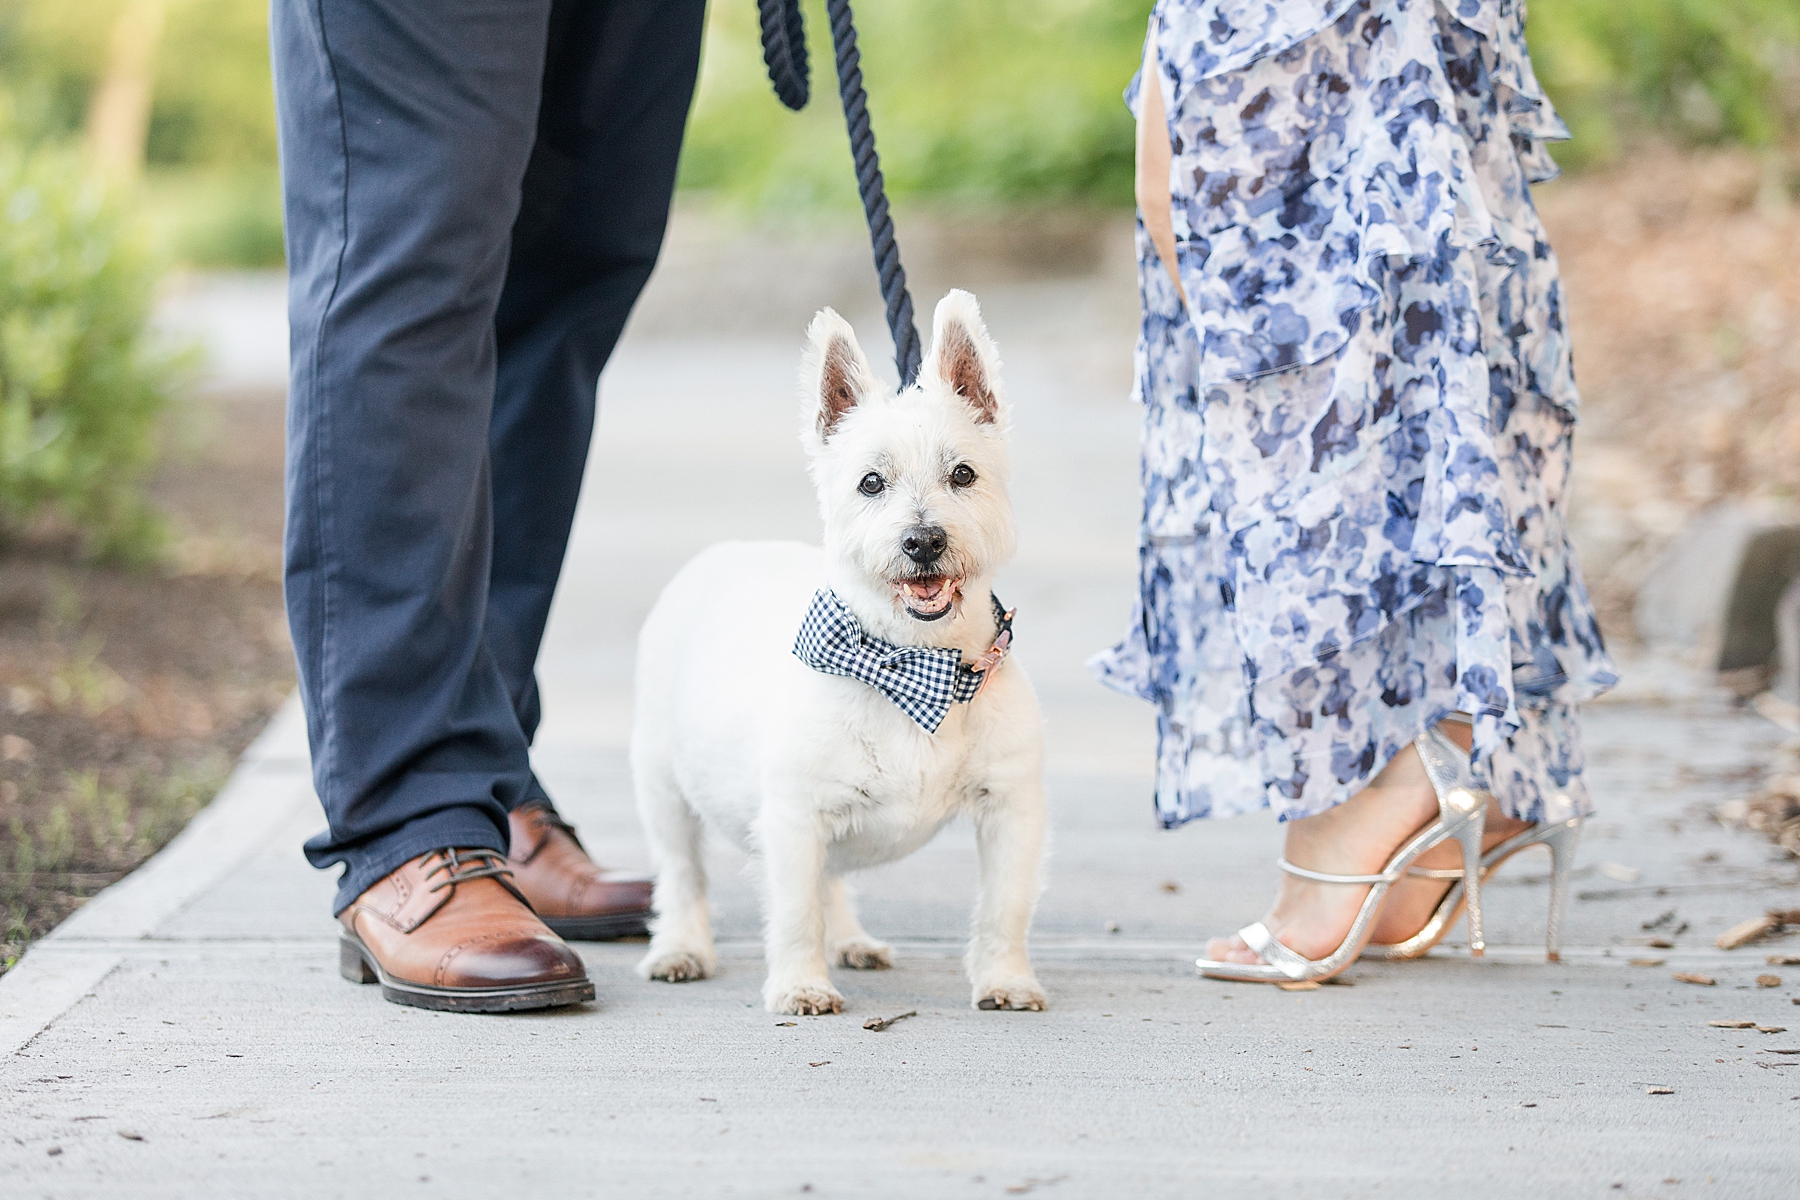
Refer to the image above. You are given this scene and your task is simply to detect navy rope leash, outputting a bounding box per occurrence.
[757,0,923,388]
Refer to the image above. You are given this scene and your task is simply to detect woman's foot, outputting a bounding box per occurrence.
[1204,723,1507,966]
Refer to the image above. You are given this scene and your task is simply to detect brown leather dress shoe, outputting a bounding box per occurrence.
[506,806,653,940]
[339,848,594,1012]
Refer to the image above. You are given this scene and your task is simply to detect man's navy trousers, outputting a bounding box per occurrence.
[271,0,706,912]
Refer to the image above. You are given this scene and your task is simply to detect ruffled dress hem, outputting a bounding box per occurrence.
[1094,0,1617,826]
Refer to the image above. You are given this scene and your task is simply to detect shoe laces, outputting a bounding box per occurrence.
[515,805,585,864]
[422,847,516,893]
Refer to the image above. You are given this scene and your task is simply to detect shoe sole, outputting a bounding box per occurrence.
[539,911,651,941]
[1196,960,1356,985]
[339,934,595,1013]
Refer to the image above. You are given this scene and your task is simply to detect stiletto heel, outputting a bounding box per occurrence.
[1540,817,1582,963]
[1365,815,1587,962]
[1196,725,1488,985]
[1456,819,1487,957]
[1415,722,1491,958]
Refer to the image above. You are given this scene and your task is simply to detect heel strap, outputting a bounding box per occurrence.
[1405,866,1467,880]
[1277,858,1399,885]
[1415,725,1489,821]
[1400,817,1588,882]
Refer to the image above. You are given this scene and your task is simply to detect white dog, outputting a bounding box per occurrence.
[631,290,1048,1016]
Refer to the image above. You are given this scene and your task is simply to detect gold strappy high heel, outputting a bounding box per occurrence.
[1363,815,1584,962]
[1195,725,1490,985]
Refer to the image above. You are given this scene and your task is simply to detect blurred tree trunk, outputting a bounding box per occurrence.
[85,0,167,181]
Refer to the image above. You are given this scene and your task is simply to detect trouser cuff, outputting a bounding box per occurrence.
[326,807,508,916]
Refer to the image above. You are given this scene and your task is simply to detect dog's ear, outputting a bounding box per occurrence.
[923,289,1002,425]
[802,308,878,444]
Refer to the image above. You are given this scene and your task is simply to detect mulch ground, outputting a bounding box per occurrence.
[1540,145,1800,646]
[0,389,293,973]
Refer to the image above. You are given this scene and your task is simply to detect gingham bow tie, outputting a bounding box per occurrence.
[792,589,1015,734]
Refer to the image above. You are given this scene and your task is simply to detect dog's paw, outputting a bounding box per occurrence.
[972,976,1047,1012]
[764,979,845,1016]
[637,944,715,983]
[832,937,895,970]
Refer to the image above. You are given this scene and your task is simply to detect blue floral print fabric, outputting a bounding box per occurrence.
[1091,0,1618,825]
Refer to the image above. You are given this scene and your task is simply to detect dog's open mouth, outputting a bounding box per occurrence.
[894,575,961,621]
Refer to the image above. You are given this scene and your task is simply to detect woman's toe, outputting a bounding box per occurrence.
[1205,934,1262,965]
[1226,939,1264,964]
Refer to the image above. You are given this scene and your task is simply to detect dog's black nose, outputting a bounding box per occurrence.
[901,524,948,566]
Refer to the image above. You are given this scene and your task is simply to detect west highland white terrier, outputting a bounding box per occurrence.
[631,290,1048,1016]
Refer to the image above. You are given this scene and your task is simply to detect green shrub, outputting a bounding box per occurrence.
[1531,0,1800,168]
[140,168,285,268]
[0,137,186,558]
[145,0,280,171]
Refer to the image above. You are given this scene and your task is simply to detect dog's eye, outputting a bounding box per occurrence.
[858,472,885,496]
[950,464,977,488]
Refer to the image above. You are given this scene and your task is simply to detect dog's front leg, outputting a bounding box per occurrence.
[823,877,894,969]
[966,782,1048,1011]
[759,813,844,1015]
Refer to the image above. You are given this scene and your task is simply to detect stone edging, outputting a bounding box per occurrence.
[0,695,312,1056]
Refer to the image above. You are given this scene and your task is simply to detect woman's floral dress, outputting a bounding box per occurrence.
[1090,0,1618,826]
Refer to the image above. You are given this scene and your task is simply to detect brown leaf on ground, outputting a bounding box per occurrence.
[1645,1086,1676,1095]
[1629,958,1667,967]
[1769,955,1800,966]
[1707,1019,1757,1028]
[1716,914,1782,950]
[1674,972,1717,986]
[1276,981,1322,991]
[1737,776,1800,860]
[1757,1026,1787,1034]
[1757,974,1783,988]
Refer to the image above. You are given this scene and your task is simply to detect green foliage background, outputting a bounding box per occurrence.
[678,0,1148,211]
[0,0,1796,249]
[1529,0,1800,167]
[0,132,184,556]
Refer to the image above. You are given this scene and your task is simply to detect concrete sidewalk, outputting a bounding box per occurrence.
[6,257,1800,1197]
